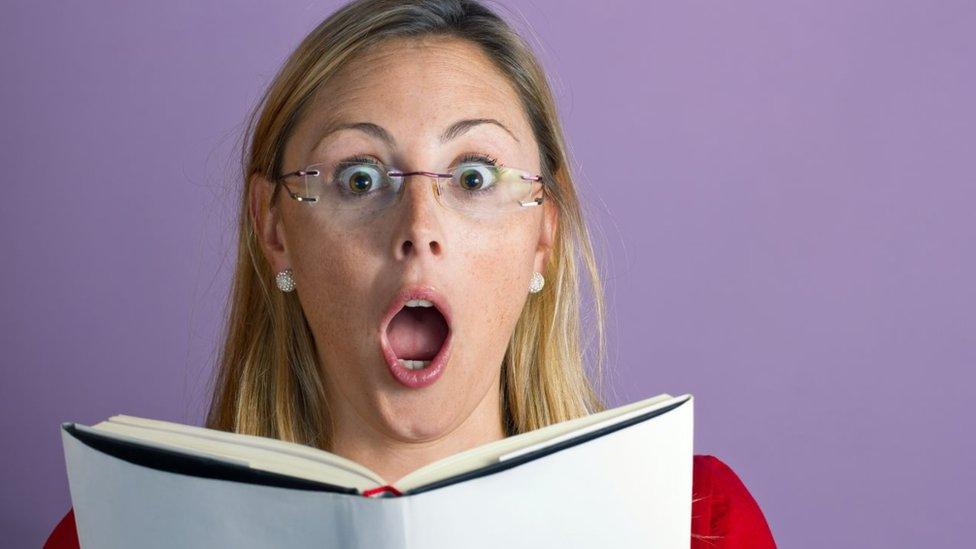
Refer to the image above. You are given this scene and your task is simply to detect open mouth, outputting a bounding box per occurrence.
[386,299,450,369]
[380,288,453,389]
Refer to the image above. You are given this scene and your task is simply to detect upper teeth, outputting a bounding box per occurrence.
[405,299,434,308]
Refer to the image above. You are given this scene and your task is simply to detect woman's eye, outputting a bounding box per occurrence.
[456,164,496,191]
[336,163,382,194]
[347,170,374,193]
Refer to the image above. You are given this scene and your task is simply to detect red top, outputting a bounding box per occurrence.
[44,454,775,548]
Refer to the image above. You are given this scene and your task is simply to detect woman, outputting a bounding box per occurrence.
[46,0,776,546]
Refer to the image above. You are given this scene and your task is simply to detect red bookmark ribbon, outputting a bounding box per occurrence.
[362,485,403,498]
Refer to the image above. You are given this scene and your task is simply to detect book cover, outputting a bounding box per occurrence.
[61,393,694,548]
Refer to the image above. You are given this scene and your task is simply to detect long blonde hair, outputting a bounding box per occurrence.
[206,0,609,450]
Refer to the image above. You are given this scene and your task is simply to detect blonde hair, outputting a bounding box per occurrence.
[206,0,609,450]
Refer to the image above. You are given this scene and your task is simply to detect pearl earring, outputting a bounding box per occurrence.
[276,268,296,292]
[529,271,545,294]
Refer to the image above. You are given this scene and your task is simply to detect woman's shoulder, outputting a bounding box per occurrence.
[43,508,78,549]
[692,454,777,548]
[46,455,775,548]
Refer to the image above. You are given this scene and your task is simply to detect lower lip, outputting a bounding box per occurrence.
[380,328,452,389]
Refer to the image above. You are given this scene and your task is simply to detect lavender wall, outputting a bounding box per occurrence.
[2,1,973,546]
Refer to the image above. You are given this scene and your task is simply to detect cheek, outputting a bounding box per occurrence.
[456,225,536,334]
[288,226,377,348]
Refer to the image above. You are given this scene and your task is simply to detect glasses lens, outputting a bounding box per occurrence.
[443,163,542,214]
[306,161,399,214]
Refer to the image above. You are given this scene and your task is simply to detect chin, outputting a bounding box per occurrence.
[374,395,462,443]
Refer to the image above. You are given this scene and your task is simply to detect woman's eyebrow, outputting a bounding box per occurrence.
[319,118,519,149]
[439,118,519,144]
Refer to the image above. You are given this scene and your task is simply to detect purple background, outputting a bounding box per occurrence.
[2,1,973,546]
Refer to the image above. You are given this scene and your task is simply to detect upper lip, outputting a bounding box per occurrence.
[380,284,454,336]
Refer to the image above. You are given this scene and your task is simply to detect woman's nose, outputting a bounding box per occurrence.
[391,176,444,260]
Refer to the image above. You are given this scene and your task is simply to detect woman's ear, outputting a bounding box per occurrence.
[533,200,558,274]
[248,173,290,272]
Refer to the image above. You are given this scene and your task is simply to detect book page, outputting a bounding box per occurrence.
[62,428,410,548]
[82,392,676,493]
[91,417,386,489]
[400,395,694,548]
[392,393,675,491]
[63,396,693,549]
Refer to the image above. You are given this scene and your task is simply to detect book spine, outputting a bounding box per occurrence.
[362,485,403,498]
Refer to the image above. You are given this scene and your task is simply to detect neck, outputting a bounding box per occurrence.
[326,386,507,485]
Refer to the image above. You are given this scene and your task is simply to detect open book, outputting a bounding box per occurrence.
[61,392,694,548]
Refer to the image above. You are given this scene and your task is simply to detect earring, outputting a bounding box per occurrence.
[276,268,296,293]
[529,271,545,294]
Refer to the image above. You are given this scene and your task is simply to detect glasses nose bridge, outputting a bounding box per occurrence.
[391,169,454,205]
[397,169,452,179]
[389,169,453,216]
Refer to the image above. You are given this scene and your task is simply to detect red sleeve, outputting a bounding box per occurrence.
[691,454,777,548]
[43,508,79,549]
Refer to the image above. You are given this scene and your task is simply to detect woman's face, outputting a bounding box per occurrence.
[251,37,557,445]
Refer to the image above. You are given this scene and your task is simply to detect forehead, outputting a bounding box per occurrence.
[294,37,530,152]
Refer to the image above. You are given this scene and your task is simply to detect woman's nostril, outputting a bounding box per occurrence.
[399,239,440,256]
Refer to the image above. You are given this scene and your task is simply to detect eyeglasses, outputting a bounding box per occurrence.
[271,159,546,217]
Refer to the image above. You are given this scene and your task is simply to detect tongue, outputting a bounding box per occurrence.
[387,307,449,361]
